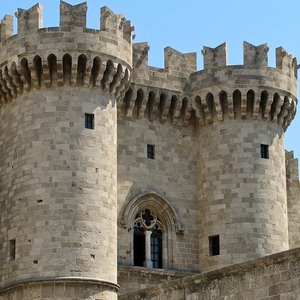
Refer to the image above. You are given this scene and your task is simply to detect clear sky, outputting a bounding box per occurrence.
[1,0,299,160]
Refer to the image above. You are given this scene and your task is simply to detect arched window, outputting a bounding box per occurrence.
[133,208,164,268]
[118,192,184,270]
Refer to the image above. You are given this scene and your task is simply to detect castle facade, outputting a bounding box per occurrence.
[0,2,299,299]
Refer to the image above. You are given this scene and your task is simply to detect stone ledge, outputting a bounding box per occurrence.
[0,276,120,295]
[118,265,194,277]
[119,247,300,299]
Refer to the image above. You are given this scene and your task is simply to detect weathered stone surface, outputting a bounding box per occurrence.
[0,1,298,300]
[119,248,300,300]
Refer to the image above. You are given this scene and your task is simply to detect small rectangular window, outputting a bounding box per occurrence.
[147,144,155,159]
[261,144,269,159]
[9,239,16,261]
[85,113,94,129]
[209,235,220,256]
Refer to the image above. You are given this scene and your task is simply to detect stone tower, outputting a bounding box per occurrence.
[0,2,132,299]
[0,1,299,300]
[194,42,297,271]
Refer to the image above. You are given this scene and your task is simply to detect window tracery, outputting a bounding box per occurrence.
[133,209,164,231]
[133,209,164,268]
[118,192,184,270]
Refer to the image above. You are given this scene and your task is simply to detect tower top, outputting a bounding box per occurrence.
[0,2,297,130]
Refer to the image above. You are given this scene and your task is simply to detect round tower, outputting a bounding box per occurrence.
[0,2,132,299]
[191,42,297,271]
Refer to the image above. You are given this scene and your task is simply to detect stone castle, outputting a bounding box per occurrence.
[0,1,300,299]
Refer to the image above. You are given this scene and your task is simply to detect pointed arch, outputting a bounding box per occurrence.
[169,95,179,123]
[233,89,241,119]
[77,54,87,86]
[180,97,189,122]
[33,55,42,88]
[219,90,228,119]
[63,54,72,85]
[47,54,57,86]
[101,60,114,90]
[246,89,255,119]
[270,93,280,121]
[146,90,156,121]
[20,57,32,90]
[119,192,184,269]
[133,88,145,118]
[259,90,268,117]
[119,192,184,234]
[206,93,214,117]
[122,87,133,115]
[90,56,101,87]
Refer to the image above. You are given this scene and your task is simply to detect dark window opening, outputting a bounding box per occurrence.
[151,229,162,268]
[147,144,155,159]
[9,239,16,261]
[133,226,145,267]
[261,144,269,159]
[209,235,220,256]
[85,113,94,129]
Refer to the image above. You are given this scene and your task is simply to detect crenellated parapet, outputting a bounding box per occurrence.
[16,3,43,36]
[126,41,297,131]
[0,15,13,42]
[243,41,268,68]
[202,43,227,70]
[0,1,133,104]
[189,42,297,130]
[132,44,195,92]
[60,1,87,29]
[0,2,297,131]
[101,6,134,43]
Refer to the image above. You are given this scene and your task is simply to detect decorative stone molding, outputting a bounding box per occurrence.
[118,191,184,234]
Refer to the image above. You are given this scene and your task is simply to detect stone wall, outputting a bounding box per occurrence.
[117,266,194,294]
[117,117,199,272]
[0,280,117,300]
[197,121,289,271]
[0,88,118,295]
[119,247,300,299]
[286,151,300,248]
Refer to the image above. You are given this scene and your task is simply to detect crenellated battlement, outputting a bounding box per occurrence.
[0,2,133,76]
[0,51,131,105]
[127,41,297,130]
[276,47,298,77]
[0,15,13,42]
[0,2,297,132]
[60,1,87,29]
[202,43,227,70]
[243,41,268,68]
[0,1,133,109]
[101,6,134,43]
[16,3,43,36]
[0,1,134,44]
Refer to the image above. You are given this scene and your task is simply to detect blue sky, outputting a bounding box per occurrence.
[1,0,300,160]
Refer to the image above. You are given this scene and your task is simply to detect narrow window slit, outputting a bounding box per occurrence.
[9,239,16,261]
[209,235,220,256]
[147,144,155,159]
[261,144,269,159]
[85,113,94,129]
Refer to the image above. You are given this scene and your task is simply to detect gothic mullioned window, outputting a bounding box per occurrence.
[118,192,184,270]
[133,209,164,268]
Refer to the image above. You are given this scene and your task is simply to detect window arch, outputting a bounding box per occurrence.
[133,208,164,268]
[118,192,184,269]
